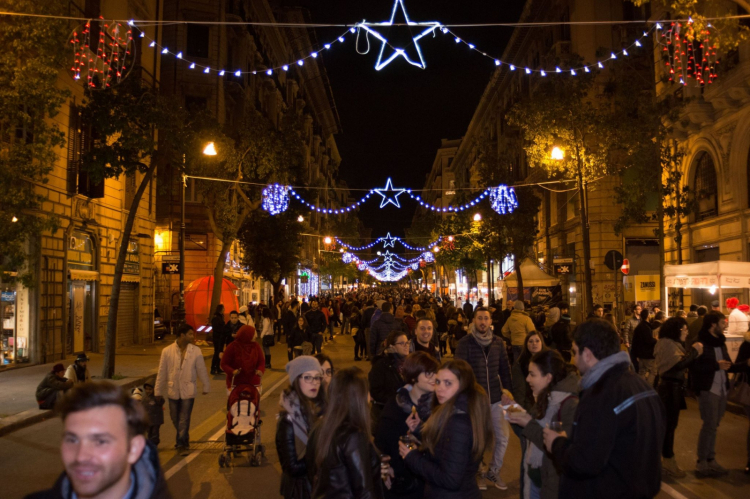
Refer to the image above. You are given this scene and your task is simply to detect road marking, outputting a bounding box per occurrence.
[164,374,289,480]
[661,482,690,499]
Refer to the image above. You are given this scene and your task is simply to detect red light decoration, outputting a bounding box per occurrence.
[70,18,135,88]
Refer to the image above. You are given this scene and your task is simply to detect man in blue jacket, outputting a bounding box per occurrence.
[456,307,512,491]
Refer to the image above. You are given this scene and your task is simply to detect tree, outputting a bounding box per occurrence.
[238,208,302,302]
[193,107,305,317]
[0,0,69,286]
[80,76,191,378]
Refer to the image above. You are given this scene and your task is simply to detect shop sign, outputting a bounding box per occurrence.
[68,231,95,270]
[554,262,574,275]
[1,291,14,301]
[635,275,660,301]
[162,262,180,274]
[124,239,140,275]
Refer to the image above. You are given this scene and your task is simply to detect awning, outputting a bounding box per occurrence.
[121,274,141,283]
[500,258,560,287]
[69,269,99,281]
[664,261,750,289]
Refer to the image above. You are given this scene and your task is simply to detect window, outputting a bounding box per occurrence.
[186,25,210,58]
[693,152,718,221]
[67,104,104,198]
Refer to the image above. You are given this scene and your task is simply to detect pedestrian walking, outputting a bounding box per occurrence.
[501,301,536,364]
[374,352,438,499]
[543,319,664,499]
[370,331,409,429]
[141,381,165,446]
[733,329,750,474]
[305,300,327,355]
[350,306,366,360]
[455,307,512,491]
[463,298,474,322]
[362,300,377,361]
[275,299,284,342]
[225,310,242,348]
[289,316,311,359]
[621,304,642,348]
[64,353,91,385]
[276,356,327,499]
[507,350,579,499]
[654,317,703,478]
[210,305,227,375]
[154,323,211,454]
[371,302,399,358]
[307,367,384,498]
[399,359,494,499]
[260,308,275,369]
[36,363,74,409]
[632,309,657,385]
[25,382,170,499]
[221,324,265,394]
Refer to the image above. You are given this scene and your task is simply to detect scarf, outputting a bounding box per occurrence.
[470,323,494,347]
[525,390,570,469]
[580,350,632,390]
[278,391,310,460]
[654,338,686,375]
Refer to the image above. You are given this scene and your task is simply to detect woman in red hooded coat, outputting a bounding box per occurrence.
[221,325,265,392]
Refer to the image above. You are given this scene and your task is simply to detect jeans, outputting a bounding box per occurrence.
[489,400,510,474]
[148,425,161,446]
[512,345,523,365]
[342,317,350,335]
[697,391,727,461]
[638,358,656,387]
[38,389,63,409]
[528,479,541,499]
[168,397,195,448]
[511,423,526,498]
[313,333,323,354]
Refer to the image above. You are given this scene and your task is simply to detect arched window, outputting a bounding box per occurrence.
[693,152,718,221]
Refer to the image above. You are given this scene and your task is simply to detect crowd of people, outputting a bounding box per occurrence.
[27,287,750,499]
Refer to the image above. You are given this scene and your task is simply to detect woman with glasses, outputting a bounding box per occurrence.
[369,331,409,429]
[314,353,335,390]
[276,356,327,499]
[307,367,384,498]
[375,352,439,499]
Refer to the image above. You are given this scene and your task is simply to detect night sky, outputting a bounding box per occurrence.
[289,0,526,239]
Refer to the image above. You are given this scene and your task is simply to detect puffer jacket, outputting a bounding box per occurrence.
[501,310,536,346]
[455,325,512,404]
[370,313,398,356]
[25,441,171,499]
[220,325,265,389]
[307,423,383,499]
[403,393,481,499]
[35,372,74,402]
[621,315,640,345]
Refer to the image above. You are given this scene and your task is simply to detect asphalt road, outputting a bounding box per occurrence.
[2,331,749,498]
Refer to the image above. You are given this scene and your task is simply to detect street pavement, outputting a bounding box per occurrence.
[1,330,749,498]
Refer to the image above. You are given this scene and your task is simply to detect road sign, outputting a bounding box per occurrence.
[162,262,180,274]
[621,259,630,275]
[604,250,624,271]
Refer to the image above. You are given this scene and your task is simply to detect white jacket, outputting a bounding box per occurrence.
[155,342,211,400]
[64,364,91,384]
[260,318,273,337]
[727,308,749,336]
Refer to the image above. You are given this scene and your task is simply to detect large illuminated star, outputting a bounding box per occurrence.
[382,233,397,248]
[357,0,441,71]
[374,178,406,208]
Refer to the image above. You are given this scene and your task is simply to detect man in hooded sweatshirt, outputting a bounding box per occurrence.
[501,300,536,364]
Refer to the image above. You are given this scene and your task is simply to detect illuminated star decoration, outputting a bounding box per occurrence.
[374,178,406,208]
[382,233,397,248]
[356,0,441,71]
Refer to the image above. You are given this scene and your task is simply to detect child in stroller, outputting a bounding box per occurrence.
[219,370,265,467]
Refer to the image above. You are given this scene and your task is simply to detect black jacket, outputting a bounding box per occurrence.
[361,306,376,330]
[631,322,657,359]
[305,309,327,335]
[289,326,309,350]
[276,411,312,499]
[550,317,572,351]
[462,302,474,322]
[403,393,481,499]
[283,310,299,339]
[374,387,432,499]
[690,329,742,393]
[455,329,512,404]
[211,314,227,347]
[307,423,383,499]
[369,353,405,427]
[551,362,665,499]
[35,372,73,402]
[26,441,170,499]
[371,313,398,356]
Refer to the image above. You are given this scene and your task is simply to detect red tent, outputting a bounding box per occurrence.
[184,277,240,331]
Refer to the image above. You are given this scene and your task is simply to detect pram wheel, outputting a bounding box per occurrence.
[251,453,262,467]
[218,454,227,468]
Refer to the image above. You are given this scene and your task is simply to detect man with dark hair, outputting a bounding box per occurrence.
[463,297,474,322]
[686,304,699,325]
[408,318,441,360]
[686,305,708,349]
[361,300,377,361]
[632,309,657,385]
[26,382,169,499]
[155,324,210,454]
[456,307,512,491]
[544,319,664,498]
[370,301,397,358]
[225,310,242,348]
[621,304,643,347]
[304,300,327,354]
[36,363,74,409]
[690,310,742,477]
[283,300,300,361]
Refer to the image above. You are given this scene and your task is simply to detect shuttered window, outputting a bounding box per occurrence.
[693,152,718,221]
[67,103,104,198]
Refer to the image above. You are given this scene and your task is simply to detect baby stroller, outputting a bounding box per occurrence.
[219,371,265,467]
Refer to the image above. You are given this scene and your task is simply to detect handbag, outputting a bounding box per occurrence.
[728,372,750,406]
[262,335,275,347]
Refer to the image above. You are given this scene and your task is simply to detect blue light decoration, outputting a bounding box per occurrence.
[262,184,290,215]
[342,252,354,264]
[407,188,491,213]
[489,185,519,215]
[374,178,406,208]
[411,262,419,271]
[382,233,396,248]
[422,251,435,263]
[335,235,440,251]
[357,262,369,271]
[355,0,441,71]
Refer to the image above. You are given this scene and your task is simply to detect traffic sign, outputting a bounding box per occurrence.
[621,259,630,275]
[604,250,624,271]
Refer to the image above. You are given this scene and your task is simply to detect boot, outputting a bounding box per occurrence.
[662,456,686,478]
[265,355,271,369]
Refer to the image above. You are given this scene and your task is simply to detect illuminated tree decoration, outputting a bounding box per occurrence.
[262,184,290,215]
[342,252,354,264]
[422,251,435,263]
[411,262,419,271]
[357,262,369,271]
[490,185,519,215]
[70,19,135,88]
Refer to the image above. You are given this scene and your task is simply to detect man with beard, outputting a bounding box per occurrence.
[408,318,441,361]
[26,382,170,499]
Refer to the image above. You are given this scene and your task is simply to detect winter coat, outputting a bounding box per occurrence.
[371,313,398,357]
[288,326,309,350]
[621,316,640,345]
[220,327,265,389]
[155,342,211,400]
[631,322,657,360]
[551,362,665,499]
[455,326,512,404]
[35,372,74,402]
[501,310,536,346]
[142,392,165,426]
[225,319,243,347]
[369,353,405,425]
[402,315,417,334]
[361,306,376,330]
[305,310,328,335]
[276,394,314,499]
[408,339,441,361]
[307,422,384,499]
[685,315,704,350]
[283,310,299,339]
[374,387,431,499]
[510,360,534,412]
[727,308,749,335]
[549,318,572,352]
[403,393,481,499]
[463,302,474,322]
[690,328,743,394]
[211,314,228,347]
[522,373,579,499]
[64,363,90,385]
[25,441,171,499]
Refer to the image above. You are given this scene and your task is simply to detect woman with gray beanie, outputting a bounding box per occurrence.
[276,356,327,499]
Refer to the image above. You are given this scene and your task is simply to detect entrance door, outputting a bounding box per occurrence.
[116,283,138,347]
[71,282,86,353]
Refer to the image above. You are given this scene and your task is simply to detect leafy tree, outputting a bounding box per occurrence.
[0,0,69,286]
[80,76,191,378]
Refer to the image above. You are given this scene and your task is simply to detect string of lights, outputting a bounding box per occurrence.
[335,233,441,251]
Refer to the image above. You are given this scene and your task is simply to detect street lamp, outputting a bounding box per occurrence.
[473,213,482,222]
[324,236,332,245]
[432,246,440,253]
[297,215,304,223]
[203,142,218,156]
[447,235,454,242]
[551,146,564,161]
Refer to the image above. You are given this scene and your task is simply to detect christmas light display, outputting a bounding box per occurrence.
[357,262,369,271]
[411,262,419,271]
[374,178,407,208]
[335,235,440,251]
[406,188,491,213]
[354,0,441,71]
[422,251,435,263]
[660,21,718,85]
[70,18,135,88]
[381,233,397,248]
[490,185,519,215]
[261,184,290,215]
[342,252,354,264]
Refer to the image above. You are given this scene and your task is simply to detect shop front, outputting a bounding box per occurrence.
[1,283,30,367]
[118,239,141,347]
[67,230,99,355]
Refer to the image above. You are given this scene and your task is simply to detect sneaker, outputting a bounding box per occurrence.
[484,471,508,490]
[476,474,487,491]
[707,460,729,475]
[662,456,686,478]
[696,460,717,477]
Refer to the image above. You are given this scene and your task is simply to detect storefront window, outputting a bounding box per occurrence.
[1,284,30,366]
